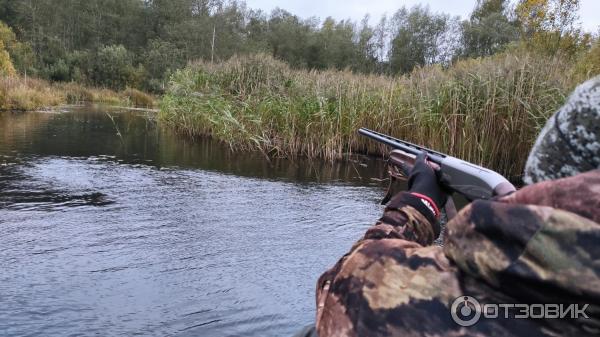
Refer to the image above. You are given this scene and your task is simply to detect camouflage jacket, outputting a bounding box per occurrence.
[314,169,600,337]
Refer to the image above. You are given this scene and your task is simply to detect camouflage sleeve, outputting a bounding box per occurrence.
[314,171,600,337]
[444,170,600,293]
[442,170,600,334]
[314,192,447,335]
[364,191,440,246]
[315,191,440,315]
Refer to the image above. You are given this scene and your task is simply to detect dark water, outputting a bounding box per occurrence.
[0,106,390,337]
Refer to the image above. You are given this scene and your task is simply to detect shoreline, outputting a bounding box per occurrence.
[0,76,157,111]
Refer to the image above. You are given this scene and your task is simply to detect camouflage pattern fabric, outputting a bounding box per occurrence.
[524,77,600,184]
[314,169,600,337]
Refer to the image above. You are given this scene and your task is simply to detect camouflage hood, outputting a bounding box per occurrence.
[524,77,600,184]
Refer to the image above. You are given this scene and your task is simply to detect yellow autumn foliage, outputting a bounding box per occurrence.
[0,40,15,76]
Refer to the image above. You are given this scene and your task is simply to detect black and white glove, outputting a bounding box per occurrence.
[407,153,448,218]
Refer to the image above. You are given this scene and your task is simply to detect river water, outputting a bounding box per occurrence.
[0,106,390,337]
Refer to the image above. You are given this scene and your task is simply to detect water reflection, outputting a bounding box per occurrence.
[0,105,389,185]
[0,106,390,337]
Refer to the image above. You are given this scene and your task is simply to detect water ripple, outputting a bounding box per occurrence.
[0,108,385,337]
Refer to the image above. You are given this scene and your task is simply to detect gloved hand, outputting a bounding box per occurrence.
[407,152,448,217]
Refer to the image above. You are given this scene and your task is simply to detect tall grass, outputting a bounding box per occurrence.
[0,76,156,110]
[0,76,64,110]
[159,52,586,180]
[121,88,155,108]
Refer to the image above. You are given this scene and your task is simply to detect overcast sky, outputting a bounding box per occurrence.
[243,0,600,33]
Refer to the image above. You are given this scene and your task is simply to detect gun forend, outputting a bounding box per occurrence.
[439,157,515,200]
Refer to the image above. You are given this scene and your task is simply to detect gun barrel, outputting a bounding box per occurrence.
[358,128,445,164]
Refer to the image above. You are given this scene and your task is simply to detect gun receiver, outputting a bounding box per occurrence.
[358,128,516,201]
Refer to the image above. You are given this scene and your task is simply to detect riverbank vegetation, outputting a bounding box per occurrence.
[158,0,599,180]
[0,17,155,110]
[2,0,595,92]
[0,76,155,111]
[160,49,598,180]
[1,0,599,179]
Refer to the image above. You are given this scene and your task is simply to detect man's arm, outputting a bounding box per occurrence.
[319,152,446,286]
[364,152,447,245]
[314,155,452,335]
[317,153,447,290]
[315,190,441,303]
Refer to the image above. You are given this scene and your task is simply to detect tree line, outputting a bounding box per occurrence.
[0,0,596,92]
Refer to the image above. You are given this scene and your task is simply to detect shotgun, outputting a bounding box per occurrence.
[358,128,516,205]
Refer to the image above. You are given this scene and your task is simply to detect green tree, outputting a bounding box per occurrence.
[245,10,270,53]
[46,58,69,81]
[309,17,356,70]
[389,5,449,74]
[143,39,184,91]
[267,9,313,68]
[373,15,390,73]
[516,0,583,56]
[355,15,378,72]
[461,0,519,57]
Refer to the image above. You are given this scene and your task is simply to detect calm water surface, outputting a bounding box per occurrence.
[0,106,390,337]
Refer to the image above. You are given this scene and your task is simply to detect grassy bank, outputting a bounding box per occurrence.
[160,52,596,180]
[0,76,156,111]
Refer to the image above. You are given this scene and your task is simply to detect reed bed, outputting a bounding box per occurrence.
[160,52,580,180]
[0,76,156,110]
[0,76,64,110]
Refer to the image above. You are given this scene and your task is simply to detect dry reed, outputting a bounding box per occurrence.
[0,76,156,110]
[160,52,584,180]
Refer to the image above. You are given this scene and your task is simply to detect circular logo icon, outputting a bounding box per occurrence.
[451,296,481,327]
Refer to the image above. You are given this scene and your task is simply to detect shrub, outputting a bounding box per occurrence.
[46,59,70,82]
[92,45,141,90]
